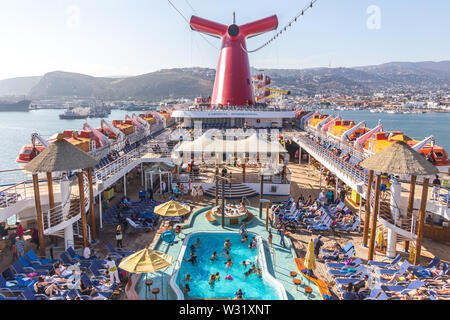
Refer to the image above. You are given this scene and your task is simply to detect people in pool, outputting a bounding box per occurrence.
[220,250,231,260]
[181,283,190,295]
[240,260,249,269]
[234,289,244,300]
[184,252,197,265]
[209,273,217,285]
[239,222,247,236]
[194,238,202,248]
[184,274,192,281]
[224,239,232,250]
[215,272,220,280]
[210,251,218,261]
[225,259,234,269]
[189,244,196,253]
[241,234,248,243]
[248,237,257,249]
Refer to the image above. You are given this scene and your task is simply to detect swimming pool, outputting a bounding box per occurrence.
[170,231,287,300]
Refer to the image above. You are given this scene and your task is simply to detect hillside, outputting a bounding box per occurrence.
[0,76,42,96]
[5,60,450,99]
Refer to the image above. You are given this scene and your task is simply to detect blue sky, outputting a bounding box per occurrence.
[0,0,449,79]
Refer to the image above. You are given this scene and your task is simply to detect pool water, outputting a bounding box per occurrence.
[175,232,281,300]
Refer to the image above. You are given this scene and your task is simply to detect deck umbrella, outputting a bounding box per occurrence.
[154,200,190,217]
[119,248,173,299]
[23,133,99,254]
[359,141,438,264]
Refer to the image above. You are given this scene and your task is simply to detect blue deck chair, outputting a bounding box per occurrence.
[375,260,411,276]
[0,294,23,300]
[368,253,402,268]
[335,269,370,286]
[12,261,49,277]
[22,286,66,300]
[334,218,360,232]
[322,241,354,255]
[326,258,363,271]
[328,265,367,278]
[18,256,53,271]
[408,257,440,272]
[381,280,426,296]
[0,275,24,294]
[106,242,134,257]
[79,273,114,299]
[25,250,55,265]
[67,289,90,300]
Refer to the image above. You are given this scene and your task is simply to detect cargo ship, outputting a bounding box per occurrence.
[0,99,31,111]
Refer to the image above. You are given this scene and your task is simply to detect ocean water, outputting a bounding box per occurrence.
[0,109,130,184]
[0,108,449,184]
[317,109,450,151]
[176,232,280,300]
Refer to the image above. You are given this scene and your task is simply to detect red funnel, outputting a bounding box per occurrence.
[190,14,278,107]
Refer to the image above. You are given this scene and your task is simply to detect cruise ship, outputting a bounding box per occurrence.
[0,6,448,304]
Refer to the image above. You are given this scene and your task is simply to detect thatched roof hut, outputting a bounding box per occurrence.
[360,141,438,176]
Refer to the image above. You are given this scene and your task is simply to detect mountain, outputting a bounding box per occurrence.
[0,76,42,96]
[28,68,215,100]
[4,60,450,99]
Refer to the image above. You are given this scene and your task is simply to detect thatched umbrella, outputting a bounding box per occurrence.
[360,141,438,264]
[359,141,438,176]
[24,134,99,254]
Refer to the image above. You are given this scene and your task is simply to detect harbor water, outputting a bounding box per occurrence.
[0,108,449,184]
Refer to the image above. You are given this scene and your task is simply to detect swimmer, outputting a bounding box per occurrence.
[221,250,231,260]
[190,244,196,253]
[184,274,192,281]
[241,234,248,243]
[235,289,244,300]
[240,260,248,269]
[225,259,234,269]
[209,273,217,285]
[184,252,197,265]
[194,238,202,248]
[181,283,190,295]
[210,251,218,261]
[224,239,232,250]
[215,272,220,280]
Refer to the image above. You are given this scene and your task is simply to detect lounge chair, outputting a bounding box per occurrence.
[368,253,402,268]
[18,256,53,272]
[322,241,354,255]
[334,218,360,232]
[381,280,426,296]
[0,293,23,300]
[22,286,66,300]
[12,261,49,277]
[375,261,411,276]
[364,287,382,300]
[24,250,55,266]
[328,265,367,278]
[325,258,362,270]
[106,242,134,257]
[126,217,153,230]
[408,257,440,272]
[79,273,114,299]
[335,270,370,286]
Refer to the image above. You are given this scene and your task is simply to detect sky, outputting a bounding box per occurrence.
[0,0,449,79]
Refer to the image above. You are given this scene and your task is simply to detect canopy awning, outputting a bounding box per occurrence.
[173,133,287,154]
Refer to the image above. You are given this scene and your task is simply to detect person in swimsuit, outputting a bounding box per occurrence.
[33,276,62,298]
[210,251,218,261]
[386,287,429,300]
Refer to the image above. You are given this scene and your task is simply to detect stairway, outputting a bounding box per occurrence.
[204,183,258,199]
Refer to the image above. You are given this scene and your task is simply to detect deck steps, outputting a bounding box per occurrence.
[204,183,258,199]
